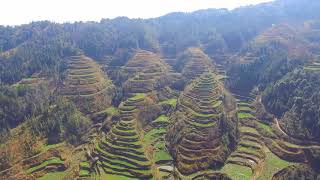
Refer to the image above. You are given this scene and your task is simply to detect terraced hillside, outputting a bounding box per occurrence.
[166,73,228,176]
[13,77,47,87]
[143,114,174,179]
[304,60,320,71]
[59,54,115,113]
[90,93,153,179]
[221,92,320,180]
[222,98,265,179]
[122,50,171,93]
[0,140,69,179]
[180,48,215,80]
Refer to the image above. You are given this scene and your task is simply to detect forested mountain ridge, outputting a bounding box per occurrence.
[1,0,320,179]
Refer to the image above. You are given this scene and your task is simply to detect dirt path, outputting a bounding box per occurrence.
[274,118,288,136]
[257,94,320,148]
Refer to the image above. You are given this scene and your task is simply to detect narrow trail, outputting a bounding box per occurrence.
[274,118,287,136]
[257,94,320,148]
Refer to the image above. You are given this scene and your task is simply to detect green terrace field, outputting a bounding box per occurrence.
[144,114,173,166]
[129,93,146,101]
[256,121,275,137]
[26,157,64,174]
[79,161,90,178]
[221,163,252,180]
[37,171,67,180]
[257,149,295,180]
[237,112,255,119]
[223,98,265,179]
[144,128,166,144]
[304,62,320,72]
[152,115,169,125]
[159,98,177,107]
[90,93,153,179]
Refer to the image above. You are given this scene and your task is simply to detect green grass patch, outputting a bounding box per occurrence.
[221,163,252,180]
[103,156,146,169]
[239,140,262,149]
[129,93,145,101]
[238,106,252,112]
[144,128,166,144]
[154,141,166,150]
[100,172,139,180]
[237,146,261,157]
[159,99,177,107]
[80,161,90,168]
[240,126,259,135]
[95,145,149,166]
[39,142,64,153]
[212,100,222,108]
[153,115,169,124]
[101,161,151,175]
[159,171,171,179]
[237,102,250,106]
[79,169,90,177]
[237,112,254,119]
[37,171,67,180]
[154,150,173,163]
[257,149,295,180]
[190,109,214,118]
[256,121,274,135]
[186,120,216,128]
[105,107,119,115]
[26,157,64,174]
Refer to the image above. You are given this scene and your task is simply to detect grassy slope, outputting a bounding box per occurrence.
[159,98,177,107]
[37,172,67,180]
[26,157,64,174]
[238,112,254,119]
[257,149,295,180]
[221,164,252,180]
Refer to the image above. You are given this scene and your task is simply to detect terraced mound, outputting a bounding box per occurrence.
[181,48,215,80]
[59,55,115,113]
[92,94,153,179]
[166,73,228,175]
[122,50,171,93]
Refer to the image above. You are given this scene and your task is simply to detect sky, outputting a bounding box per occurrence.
[1,0,273,26]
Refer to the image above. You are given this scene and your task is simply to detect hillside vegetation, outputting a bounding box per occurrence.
[1,0,320,179]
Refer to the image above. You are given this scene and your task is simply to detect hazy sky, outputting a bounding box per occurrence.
[1,0,273,26]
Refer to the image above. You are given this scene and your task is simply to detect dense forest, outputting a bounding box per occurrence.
[1,0,320,179]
